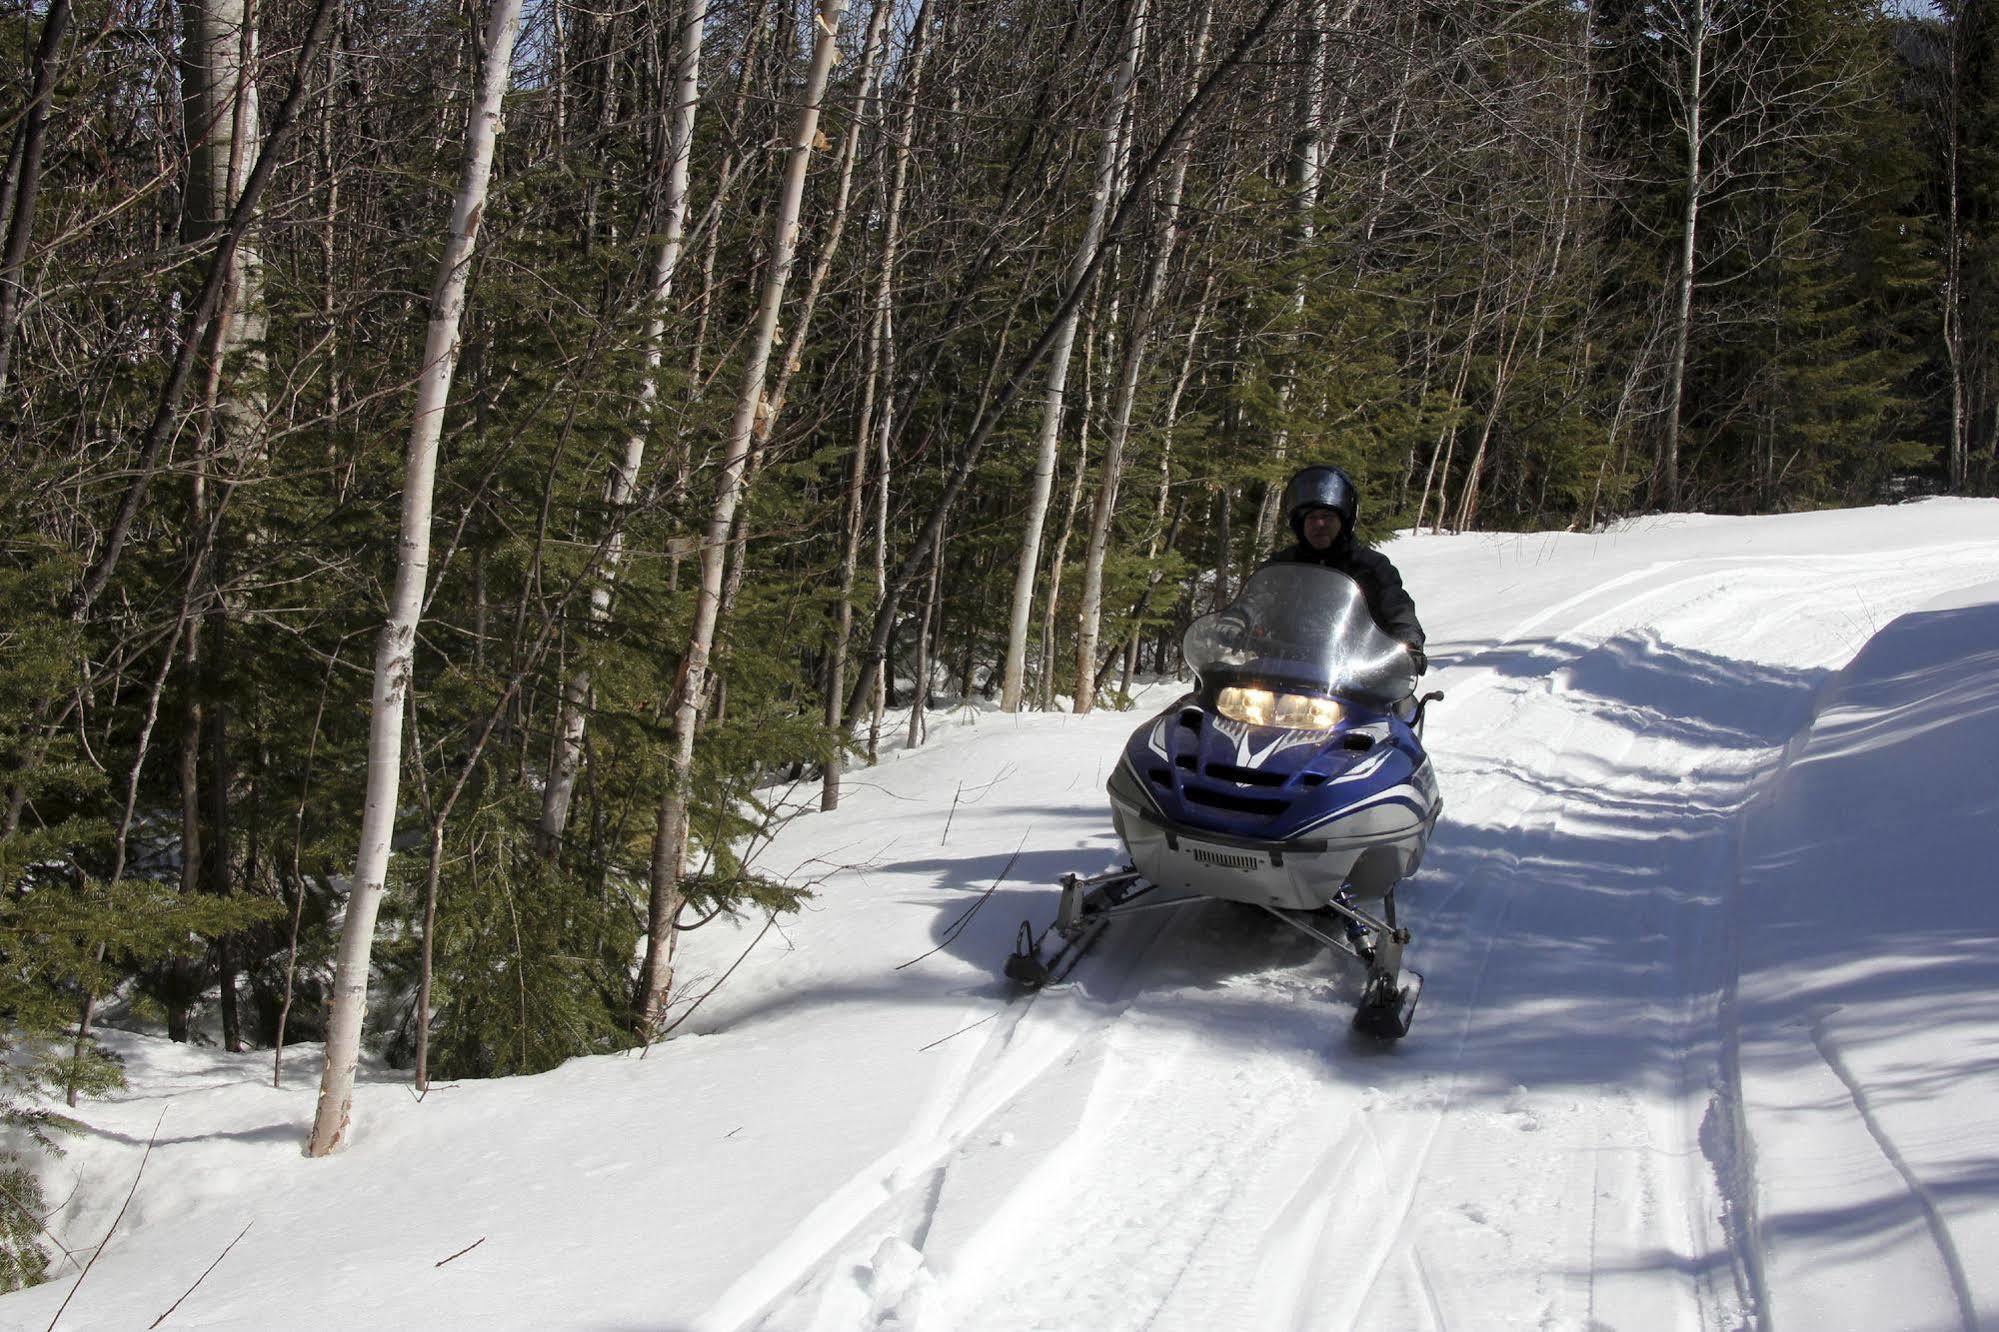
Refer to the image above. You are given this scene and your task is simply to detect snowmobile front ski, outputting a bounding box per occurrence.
[1262,889,1423,1039]
[1352,969,1423,1039]
[1003,916,1106,989]
[1004,867,1194,990]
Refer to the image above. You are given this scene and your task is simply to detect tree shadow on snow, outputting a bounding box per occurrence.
[839,618,1999,1104]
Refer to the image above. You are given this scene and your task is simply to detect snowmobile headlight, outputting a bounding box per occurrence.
[1217,687,1339,730]
[1273,692,1341,730]
[1216,686,1277,726]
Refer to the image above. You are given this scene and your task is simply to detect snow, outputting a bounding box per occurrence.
[6,498,1999,1331]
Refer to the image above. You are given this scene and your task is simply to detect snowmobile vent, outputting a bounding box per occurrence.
[1341,732,1375,751]
[1204,762,1287,788]
[1191,847,1262,871]
[1183,787,1288,816]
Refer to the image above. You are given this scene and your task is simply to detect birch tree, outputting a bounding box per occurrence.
[634,0,850,1036]
[998,0,1148,713]
[1075,1,1210,714]
[538,0,711,851]
[308,0,525,1158]
[824,0,933,811]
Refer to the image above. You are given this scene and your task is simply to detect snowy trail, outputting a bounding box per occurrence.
[717,526,1999,1332]
[9,505,1999,1332]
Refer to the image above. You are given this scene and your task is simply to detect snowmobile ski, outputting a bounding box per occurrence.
[1353,969,1423,1040]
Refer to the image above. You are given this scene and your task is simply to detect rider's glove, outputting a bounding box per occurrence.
[1405,643,1428,675]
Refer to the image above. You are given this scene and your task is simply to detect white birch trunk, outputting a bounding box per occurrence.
[1943,14,1968,493]
[636,0,848,1034]
[307,0,523,1158]
[1076,1,1208,714]
[1660,0,1707,512]
[539,0,709,848]
[826,0,928,809]
[997,0,1146,713]
[1250,0,1336,558]
[182,0,268,452]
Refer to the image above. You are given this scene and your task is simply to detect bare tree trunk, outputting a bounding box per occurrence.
[634,0,849,1037]
[1659,0,1708,512]
[539,0,710,851]
[1076,1,1208,715]
[867,295,895,763]
[999,0,1147,713]
[0,0,73,394]
[906,523,944,748]
[76,0,339,615]
[713,0,891,638]
[1250,0,1337,557]
[308,0,524,1158]
[1942,11,1969,494]
[841,0,1293,729]
[1039,296,1098,709]
[1116,272,1211,696]
[1211,481,1233,611]
[824,4,931,809]
[1418,242,1491,533]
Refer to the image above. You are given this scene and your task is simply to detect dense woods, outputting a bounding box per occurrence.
[1,0,1994,1185]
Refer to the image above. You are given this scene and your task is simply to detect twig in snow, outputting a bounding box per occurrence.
[47,1106,168,1332]
[653,912,780,1044]
[149,1221,252,1327]
[434,1236,486,1268]
[894,830,1029,972]
[941,780,962,844]
[920,1009,1002,1052]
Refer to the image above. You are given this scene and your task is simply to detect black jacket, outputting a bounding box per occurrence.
[1263,538,1425,647]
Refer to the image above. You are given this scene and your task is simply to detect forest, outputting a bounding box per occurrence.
[1,0,1995,1218]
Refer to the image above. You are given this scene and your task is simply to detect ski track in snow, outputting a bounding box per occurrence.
[711,531,1999,1332]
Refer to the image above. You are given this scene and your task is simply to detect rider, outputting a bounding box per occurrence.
[1263,464,1428,674]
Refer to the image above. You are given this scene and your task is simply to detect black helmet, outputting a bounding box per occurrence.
[1281,465,1358,540]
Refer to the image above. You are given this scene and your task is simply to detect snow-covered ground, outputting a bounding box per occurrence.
[6,500,1998,1332]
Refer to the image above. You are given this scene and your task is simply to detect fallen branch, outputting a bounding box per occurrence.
[435,1236,486,1268]
[894,831,1029,972]
[149,1221,252,1328]
[47,1106,168,1332]
[654,912,780,1043]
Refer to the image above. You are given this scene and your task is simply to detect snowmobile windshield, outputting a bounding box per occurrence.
[1183,565,1416,707]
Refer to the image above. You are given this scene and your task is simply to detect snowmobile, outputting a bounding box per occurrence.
[1005,563,1444,1038]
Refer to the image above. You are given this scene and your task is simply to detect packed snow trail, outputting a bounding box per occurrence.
[6,503,1999,1332]
[708,509,1999,1332]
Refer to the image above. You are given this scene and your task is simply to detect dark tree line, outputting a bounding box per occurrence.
[0,0,1991,1186]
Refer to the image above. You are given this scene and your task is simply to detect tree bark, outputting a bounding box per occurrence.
[308,0,524,1158]
[1659,0,1708,511]
[76,0,340,616]
[0,0,73,394]
[634,0,850,1038]
[823,0,931,811]
[539,0,711,852]
[1076,0,1209,715]
[999,0,1147,713]
[843,0,1292,729]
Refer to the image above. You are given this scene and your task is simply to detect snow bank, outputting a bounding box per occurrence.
[1730,578,1999,1330]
